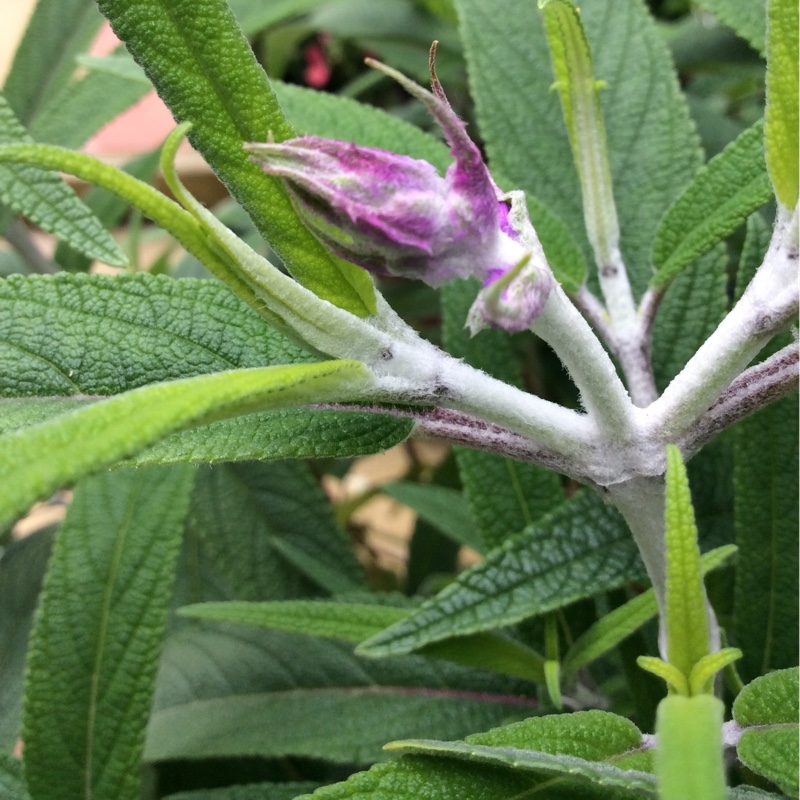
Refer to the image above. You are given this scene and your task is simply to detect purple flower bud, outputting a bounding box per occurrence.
[247,44,552,330]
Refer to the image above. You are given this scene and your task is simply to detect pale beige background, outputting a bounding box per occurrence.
[1,1,38,84]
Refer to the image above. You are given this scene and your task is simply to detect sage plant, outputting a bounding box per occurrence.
[0,0,796,798]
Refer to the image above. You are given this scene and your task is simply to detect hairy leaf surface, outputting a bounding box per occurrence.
[23,466,195,800]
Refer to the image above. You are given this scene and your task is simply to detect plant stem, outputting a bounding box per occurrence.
[646,204,799,444]
[531,282,635,442]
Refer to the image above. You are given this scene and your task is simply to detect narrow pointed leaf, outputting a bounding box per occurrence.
[179,600,547,683]
[765,0,799,208]
[2,0,103,126]
[94,0,375,315]
[0,96,128,267]
[0,360,371,529]
[23,465,195,800]
[540,0,619,266]
[663,445,711,680]
[563,545,736,677]
[145,626,535,765]
[651,120,772,289]
[358,493,642,657]
[456,0,701,294]
[186,462,365,600]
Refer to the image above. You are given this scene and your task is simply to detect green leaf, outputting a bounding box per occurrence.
[387,739,656,796]
[692,0,766,54]
[0,359,371,529]
[165,783,322,800]
[0,530,55,751]
[95,0,375,315]
[186,462,365,600]
[655,694,726,800]
[456,0,701,294]
[734,389,799,681]
[28,54,151,150]
[651,120,772,289]
[441,279,562,551]
[383,482,482,552]
[0,95,128,267]
[180,600,410,642]
[734,668,799,795]
[0,753,27,800]
[272,81,451,170]
[652,246,728,390]
[663,445,711,684]
[765,0,799,208]
[0,273,311,397]
[300,710,652,800]
[145,625,535,765]
[0,400,412,466]
[179,599,547,684]
[2,0,104,127]
[540,0,619,266]
[562,545,737,677]
[22,465,195,800]
[357,492,642,657]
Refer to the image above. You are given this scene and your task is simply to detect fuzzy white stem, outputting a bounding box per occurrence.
[646,204,799,444]
[531,282,635,443]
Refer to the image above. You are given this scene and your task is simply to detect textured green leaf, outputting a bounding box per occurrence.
[389,739,656,796]
[663,446,711,681]
[651,120,772,288]
[0,95,128,267]
[442,278,563,551]
[165,783,322,800]
[765,0,799,208]
[358,492,642,657]
[145,625,535,764]
[0,530,55,751]
[186,462,365,600]
[0,359,371,529]
[383,482,482,551]
[655,694,726,800]
[95,0,375,315]
[23,465,195,800]
[298,709,652,800]
[456,0,700,294]
[733,389,798,681]
[734,669,799,795]
[0,273,312,397]
[0,273,411,460]
[1,0,103,127]
[181,600,410,642]
[179,599,547,684]
[652,246,728,390]
[693,0,766,54]
[0,400,412,466]
[562,545,737,677]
